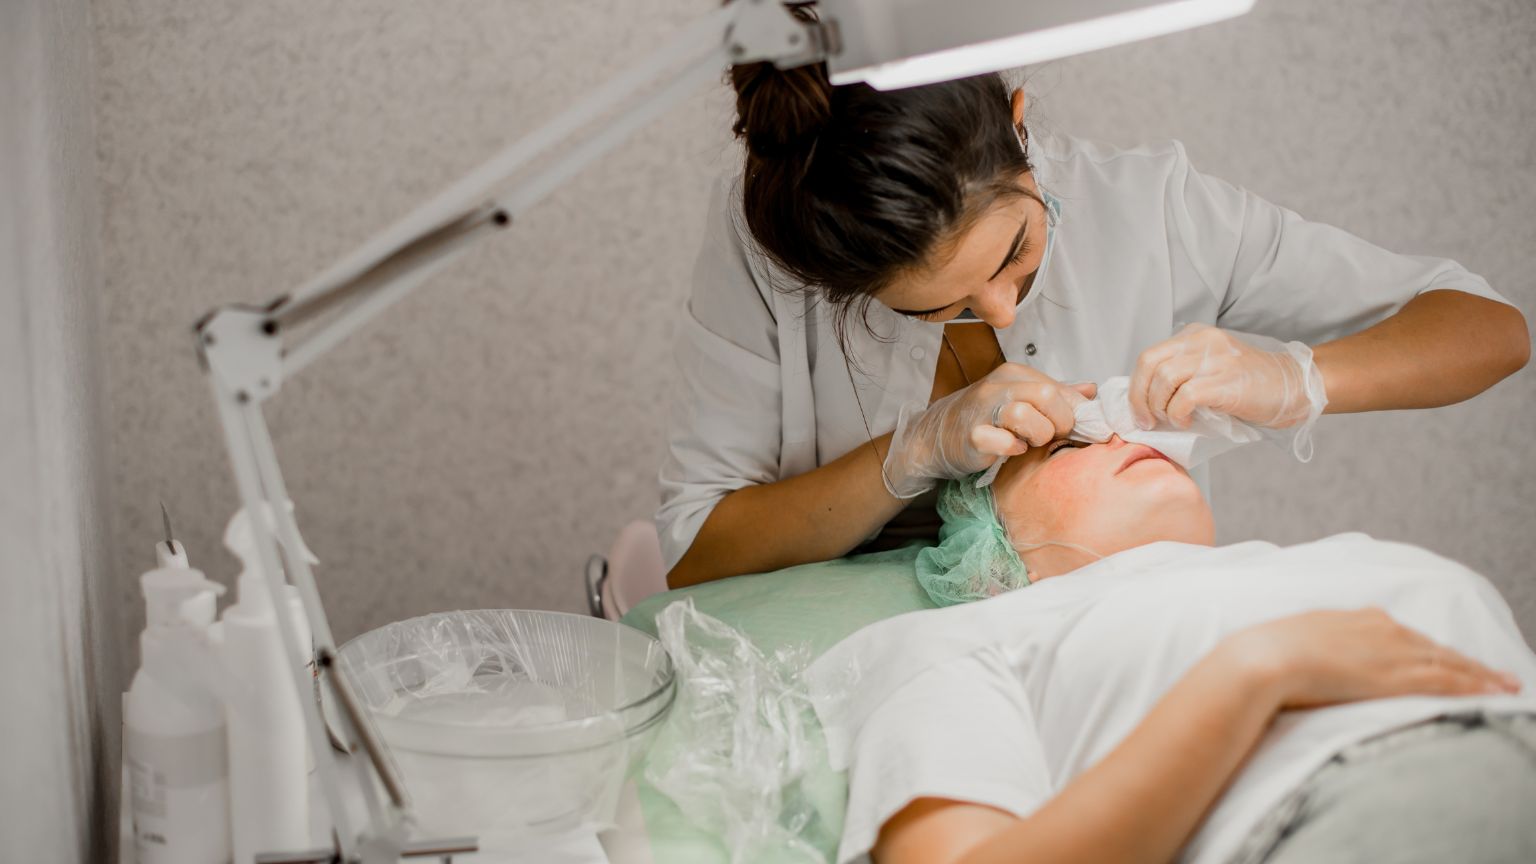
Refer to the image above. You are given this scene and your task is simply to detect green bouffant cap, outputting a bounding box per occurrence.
[914,475,1030,607]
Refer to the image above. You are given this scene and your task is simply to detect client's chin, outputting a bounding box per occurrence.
[1062,464,1216,573]
[1123,466,1215,548]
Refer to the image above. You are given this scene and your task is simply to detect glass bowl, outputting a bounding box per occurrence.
[339,609,675,839]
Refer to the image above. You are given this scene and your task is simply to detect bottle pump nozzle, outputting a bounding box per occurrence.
[224,501,320,609]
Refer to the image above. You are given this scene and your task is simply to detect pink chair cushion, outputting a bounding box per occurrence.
[606,519,668,618]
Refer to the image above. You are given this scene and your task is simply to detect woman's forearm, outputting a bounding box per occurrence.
[959,644,1283,864]
[1313,290,1529,414]
[666,433,908,589]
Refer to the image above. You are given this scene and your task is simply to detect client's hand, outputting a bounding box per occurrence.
[1128,323,1324,431]
[1221,608,1521,710]
[882,364,1095,499]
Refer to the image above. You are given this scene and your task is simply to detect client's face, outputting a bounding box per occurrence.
[991,435,1215,580]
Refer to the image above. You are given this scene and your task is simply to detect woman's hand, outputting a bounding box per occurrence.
[882,364,1095,499]
[1221,608,1521,711]
[1128,324,1324,431]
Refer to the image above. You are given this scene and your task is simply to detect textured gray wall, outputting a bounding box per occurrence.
[94,0,740,656]
[1,0,118,859]
[96,0,1536,662]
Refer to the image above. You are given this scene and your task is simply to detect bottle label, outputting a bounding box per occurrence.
[128,726,230,863]
[127,726,228,787]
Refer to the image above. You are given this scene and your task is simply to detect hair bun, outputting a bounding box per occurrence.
[729,3,832,160]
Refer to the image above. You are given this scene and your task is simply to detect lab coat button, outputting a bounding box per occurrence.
[910,346,926,361]
[1025,343,1038,356]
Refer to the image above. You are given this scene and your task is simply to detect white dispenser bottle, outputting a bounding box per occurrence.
[124,566,230,864]
[220,508,311,862]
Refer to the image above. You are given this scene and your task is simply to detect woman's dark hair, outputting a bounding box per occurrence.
[729,8,1034,339]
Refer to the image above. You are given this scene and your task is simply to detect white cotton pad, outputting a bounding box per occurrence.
[1068,376,1262,468]
[976,376,1263,488]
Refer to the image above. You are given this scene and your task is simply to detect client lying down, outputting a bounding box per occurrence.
[806,435,1536,864]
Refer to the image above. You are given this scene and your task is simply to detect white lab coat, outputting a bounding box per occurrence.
[657,129,1510,570]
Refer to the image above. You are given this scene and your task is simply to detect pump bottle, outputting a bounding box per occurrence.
[124,566,230,864]
[218,506,313,862]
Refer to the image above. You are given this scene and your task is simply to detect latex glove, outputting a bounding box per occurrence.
[883,364,1094,499]
[1128,324,1328,459]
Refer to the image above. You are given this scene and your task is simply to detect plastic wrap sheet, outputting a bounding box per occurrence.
[644,598,846,863]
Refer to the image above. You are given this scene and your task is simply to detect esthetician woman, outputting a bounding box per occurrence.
[657,45,1530,588]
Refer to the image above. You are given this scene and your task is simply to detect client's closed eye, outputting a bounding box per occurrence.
[1047,440,1089,457]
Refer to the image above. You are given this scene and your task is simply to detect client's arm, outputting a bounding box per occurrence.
[876,608,1520,864]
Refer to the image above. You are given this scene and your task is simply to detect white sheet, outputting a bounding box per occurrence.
[806,535,1536,864]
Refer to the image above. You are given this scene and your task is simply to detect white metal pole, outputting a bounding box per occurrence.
[242,403,401,835]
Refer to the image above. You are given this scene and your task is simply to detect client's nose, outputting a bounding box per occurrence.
[1106,434,1127,448]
